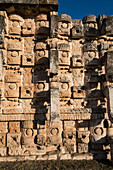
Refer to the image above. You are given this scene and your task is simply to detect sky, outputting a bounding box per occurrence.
[58,0,113,19]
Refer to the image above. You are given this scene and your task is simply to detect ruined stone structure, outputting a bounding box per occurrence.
[0,0,113,162]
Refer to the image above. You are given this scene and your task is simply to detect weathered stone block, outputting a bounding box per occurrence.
[22,54,34,66]
[35,50,49,65]
[78,143,88,153]
[72,19,84,38]
[50,87,59,121]
[4,83,19,98]
[9,122,20,133]
[8,146,22,155]
[105,51,113,81]
[83,15,97,23]
[0,134,6,146]
[50,50,58,74]
[90,120,106,143]
[7,37,22,51]
[7,51,21,65]
[22,19,35,36]
[21,85,34,98]
[0,122,8,133]
[72,55,83,67]
[7,133,21,146]
[59,51,70,66]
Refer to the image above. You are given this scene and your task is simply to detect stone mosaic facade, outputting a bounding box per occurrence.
[0,0,113,161]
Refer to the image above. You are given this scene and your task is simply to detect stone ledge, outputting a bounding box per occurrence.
[0,0,58,5]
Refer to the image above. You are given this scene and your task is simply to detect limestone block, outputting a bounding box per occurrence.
[35,42,47,50]
[4,83,19,98]
[9,20,21,35]
[105,51,113,81]
[21,121,33,129]
[73,86,85,98]
[83,51,99,66]
[50,50,58,74]
[77,128,90,144]
[58,22,71,36]
[0,147,6,156]
[60,98,73,110]
[64,121,75,131]
[59,14,71,23]
[22,19,35,35]
[57,43,70,52]
[35,50,49,65]
[0,122,8,133]
[50,87,59,121]
[83,15,97,23]
[73,99,84,108]
[9,14,24,22]
[50,15,59,37]
[1,98,21,109]
[90,119,106,143]
[7,51,21,65]
[59,82,71,98]
[84,70,99,83]
[35,82,49,98]
[22,145,39,156]
[8,146,22,155]
[104,16,113,35]
[4,74,21,83]
[9,122,20,133]
[63,130,76,153]
[21,85,34,98]
[37,135,46,146]
[72,19,84,38]
[60,154,71,160]
[23,68,32,86]
[22,54,34,66]
[78,143,88,153]
[58,14,71,36]
[48,154,57,160]
[59,74,72,83]
[35,21,49,35]
[100,43,109,51]
[36,14,48,21]
[24,37,34,54]
[72,40,82,56]
[33,100,49,114]
[83,43,97,52]
[0,15,5,45]
[50,14,71,37]
[2,108,23,114]
[98,14,107,34]
[0,50,3,80]
[34,69,48,82]
[46,122,62,146]
[7,37,22,51]
[72,55,83,67]
[107,86,113,119]
[7,133,21,146]
[0,134,6,146]
[21,129,35,146]
[73,68,84,87]
[84,23,98,37]
[22,99,33,113]
[72,153,93,160]
[58,51,70,66]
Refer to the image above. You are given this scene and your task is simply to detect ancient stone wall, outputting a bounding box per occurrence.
[0,0,113,161]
